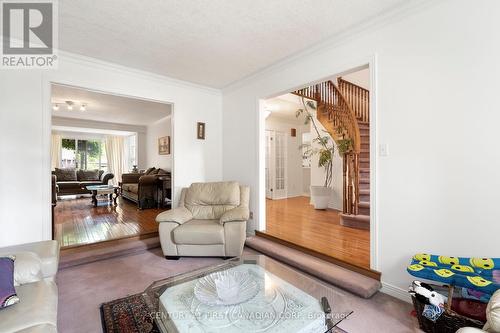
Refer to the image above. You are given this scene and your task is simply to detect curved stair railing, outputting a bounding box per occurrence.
[293,80,361,216]
[338,77,370,124]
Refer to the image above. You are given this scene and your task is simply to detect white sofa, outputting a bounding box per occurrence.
[156,181,249,258]
[0,241,59,333]
[457,289,500,333]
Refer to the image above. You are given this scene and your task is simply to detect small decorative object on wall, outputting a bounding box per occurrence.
[291,128,297,137]
[131,165,139,173]
[158,136,170,155]
[197,122,206,140]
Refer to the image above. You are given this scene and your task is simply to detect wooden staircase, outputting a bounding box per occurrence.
[293,77,371,229]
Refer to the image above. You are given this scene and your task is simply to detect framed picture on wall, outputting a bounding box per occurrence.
[197,122,205,140]
[158,136,170,155]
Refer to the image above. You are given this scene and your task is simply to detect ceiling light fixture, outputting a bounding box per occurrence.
[65,101,74,111]
[52,104,59,111]
[80,104,86,112]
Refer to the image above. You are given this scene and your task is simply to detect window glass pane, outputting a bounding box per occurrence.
[61,139,76,168]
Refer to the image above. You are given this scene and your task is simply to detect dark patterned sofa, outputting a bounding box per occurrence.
[121,167,171,209]
[52,168,114,196]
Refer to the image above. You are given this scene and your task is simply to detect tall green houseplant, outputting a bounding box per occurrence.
[296,98,335,187]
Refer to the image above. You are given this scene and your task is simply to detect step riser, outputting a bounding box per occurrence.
[360,194,370,202]
[359,183,369,190]
[360,162,370,169]
[358,207,370,215]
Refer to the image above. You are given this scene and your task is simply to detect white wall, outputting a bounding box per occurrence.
[222,0,500,299]
[341,67,370,90]
[146,116,173,170]
[265,115,304,198]
[0,52,222,247]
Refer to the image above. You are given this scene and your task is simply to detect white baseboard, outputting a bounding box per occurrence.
[381,281,411,303]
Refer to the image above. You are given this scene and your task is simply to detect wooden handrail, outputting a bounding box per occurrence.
[293,80,363,216]
[293,81,361,153]
[338,77,370,123]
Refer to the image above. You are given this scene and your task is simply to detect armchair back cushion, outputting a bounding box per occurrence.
[184,181,240,220]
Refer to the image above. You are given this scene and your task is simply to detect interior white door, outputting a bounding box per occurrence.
[265,130,287,200]
[265,130,273,199]
[273,131,287,199]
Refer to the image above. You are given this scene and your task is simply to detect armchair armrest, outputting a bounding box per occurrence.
[156,207,193,225]
[220,205,249,224]
[121,173,141,184]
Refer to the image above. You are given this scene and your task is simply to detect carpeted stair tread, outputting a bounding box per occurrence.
[245,236,381,298]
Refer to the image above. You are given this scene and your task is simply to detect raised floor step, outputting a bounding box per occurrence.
[246,235,381,298]
[340,214,370,230]
[60,234,160,269]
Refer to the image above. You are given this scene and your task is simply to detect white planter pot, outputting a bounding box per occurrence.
[310,186,331,209]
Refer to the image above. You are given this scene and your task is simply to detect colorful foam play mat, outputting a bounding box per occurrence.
[407,254,500,296]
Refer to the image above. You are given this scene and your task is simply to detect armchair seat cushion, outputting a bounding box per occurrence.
[173,219,224,245]
[122,183,139,194]
[80,181,104,187]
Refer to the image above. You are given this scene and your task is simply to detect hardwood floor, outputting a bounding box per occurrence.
[54,196,166,248]
[265,196,370,269]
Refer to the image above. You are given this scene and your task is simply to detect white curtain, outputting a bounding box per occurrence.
[51,134,62,170]
[105,136,125,184]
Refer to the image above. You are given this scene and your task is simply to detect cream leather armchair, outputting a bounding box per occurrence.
[156,181,249,259]
[457,290,500,333]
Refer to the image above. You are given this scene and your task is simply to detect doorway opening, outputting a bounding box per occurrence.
[50,83,173,249]
[260,65,373,271]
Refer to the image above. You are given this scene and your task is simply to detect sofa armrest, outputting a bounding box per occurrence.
[101,172,114,185]
[156,207,193,224]
[139,175,158,185]
[121,173,141,184]
[220,205,249,224]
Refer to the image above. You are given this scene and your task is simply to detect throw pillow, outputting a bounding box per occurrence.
[145,167,156,175]
[0,256,20,309]
[55,168,77,181]
[12,252,43,286]
[77,169,100,181]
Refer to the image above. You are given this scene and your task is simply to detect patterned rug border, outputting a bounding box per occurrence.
[100,292,348,333]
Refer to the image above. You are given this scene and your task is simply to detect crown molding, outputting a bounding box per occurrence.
[222,0,438,94]
[56,50,222,96]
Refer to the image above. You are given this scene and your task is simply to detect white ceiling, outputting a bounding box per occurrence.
[59,0,407,88]
[266,93,311,124]
[51,84,171,126]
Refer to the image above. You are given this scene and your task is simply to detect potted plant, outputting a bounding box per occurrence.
[296,98,336,209]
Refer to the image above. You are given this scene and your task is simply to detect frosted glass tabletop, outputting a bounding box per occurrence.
[144,255,352,333]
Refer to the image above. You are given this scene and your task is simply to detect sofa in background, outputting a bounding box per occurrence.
[121,167,171,209]
[156,181,249,259]
[52,168,114,196]
[0,240,60,333]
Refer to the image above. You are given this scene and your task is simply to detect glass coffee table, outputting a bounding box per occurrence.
[85,184,119,207]
[143,255,352,332]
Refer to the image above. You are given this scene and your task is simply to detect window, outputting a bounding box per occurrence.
[60,138,107,171]
[124,134,137,171]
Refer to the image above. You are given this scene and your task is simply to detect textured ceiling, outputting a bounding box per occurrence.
[51,84,171,126]
[59,0,407,88]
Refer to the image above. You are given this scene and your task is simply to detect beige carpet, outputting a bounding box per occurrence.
[57,247,419,333]
[245,236,381,298]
